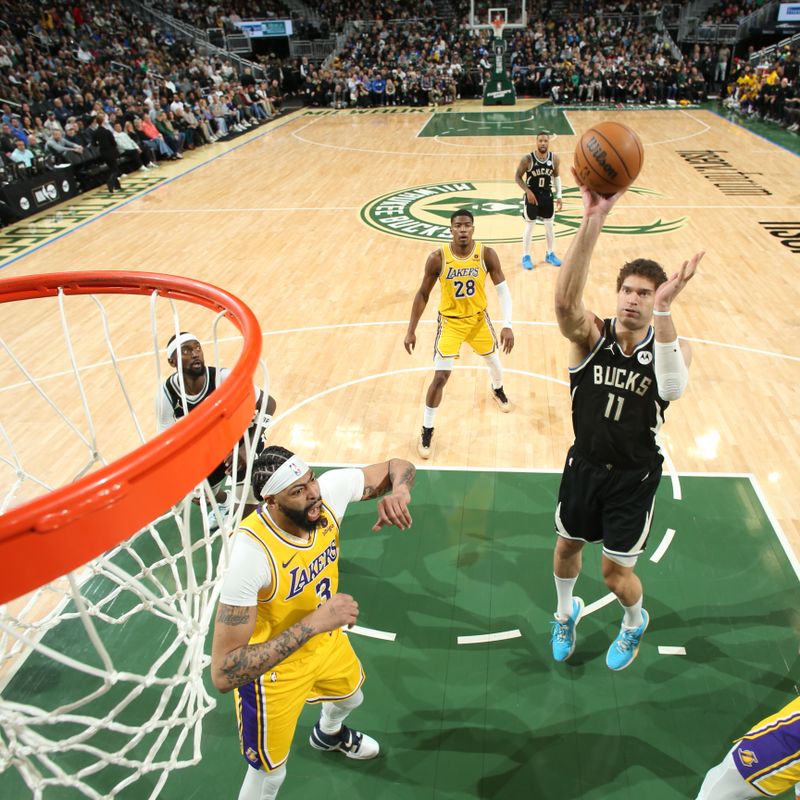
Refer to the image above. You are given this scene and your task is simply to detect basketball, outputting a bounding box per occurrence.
[573,121,644,195]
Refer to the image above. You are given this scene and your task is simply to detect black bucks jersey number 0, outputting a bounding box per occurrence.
[523,151,555,220]
[569,319,668,469]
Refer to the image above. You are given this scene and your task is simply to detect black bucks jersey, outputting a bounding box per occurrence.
[523,150,555,220]
[163,366,223,419]
[163,367,228,484]
[570,318,667,469]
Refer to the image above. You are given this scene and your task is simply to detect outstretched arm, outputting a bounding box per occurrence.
[485,246,514,355]
[360,458,416,531]
[405,250,442,354]
[554,169,624,352]
[652,251,704,400]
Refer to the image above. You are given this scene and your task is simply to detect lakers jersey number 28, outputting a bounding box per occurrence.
[438,242,488,318]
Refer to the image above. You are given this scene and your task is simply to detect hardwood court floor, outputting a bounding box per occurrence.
[1,103,799,563]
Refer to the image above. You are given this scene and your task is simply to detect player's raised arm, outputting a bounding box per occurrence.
[210,595,359,693]
[554,169,624,350]
[359,458,416,531]
[484,246,514,355]
[651,251,704,401]
[405,250,442,354]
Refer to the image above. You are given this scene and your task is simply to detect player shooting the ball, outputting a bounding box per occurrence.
[546,160,703,672]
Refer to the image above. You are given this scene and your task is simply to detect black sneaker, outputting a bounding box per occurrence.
[492,386,511,413]
[309,722,380,759]
[417,426,434,459]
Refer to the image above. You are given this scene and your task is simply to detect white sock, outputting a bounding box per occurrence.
[522,220,535,257]
[483,351,503,389]
[622,595,644,629]
[238,764,286,800]
[554,574,577,620]
[544,217,555,252]
[319,688,364,735]
[423,405,437,428]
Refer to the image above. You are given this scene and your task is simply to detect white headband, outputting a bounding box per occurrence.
[166,333,200,359]
[260,455,310,499]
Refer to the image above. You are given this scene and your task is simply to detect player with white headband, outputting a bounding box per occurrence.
[156,331,276,527]
[210,445,416,800]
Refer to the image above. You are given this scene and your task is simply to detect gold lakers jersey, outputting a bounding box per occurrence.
[438,241,488,318]
[733,696,800,796]
[238,502,342,663]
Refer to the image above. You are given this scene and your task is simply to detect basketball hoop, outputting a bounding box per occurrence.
[491,16,505,37]
[0,271,261,605]
[0,271,267,798]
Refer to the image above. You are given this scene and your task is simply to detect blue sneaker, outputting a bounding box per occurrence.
[545,251,562,266]
[521,254,534,270]
[606,610,650,671]
[550,596,584,662]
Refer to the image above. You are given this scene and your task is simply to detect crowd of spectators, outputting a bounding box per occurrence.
[698,0,760,26]
[0,0,796,221]
[723,46,800,131]
[287,6,731,111]
[0,0,285,208]
[159,0,290,33]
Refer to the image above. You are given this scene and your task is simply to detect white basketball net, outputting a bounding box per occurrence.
[0,285,268,799]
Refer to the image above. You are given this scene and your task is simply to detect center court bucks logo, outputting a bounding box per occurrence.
[360,181,686,243]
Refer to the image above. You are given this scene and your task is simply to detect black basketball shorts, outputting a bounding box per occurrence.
[523,191,554,221]
[554,446,662,564]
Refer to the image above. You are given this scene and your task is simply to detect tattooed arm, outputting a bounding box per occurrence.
[360,458,416,532]
[210,593,359,693]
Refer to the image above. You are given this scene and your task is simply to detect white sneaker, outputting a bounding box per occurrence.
[309,723,379,760]
[417,426,433,459]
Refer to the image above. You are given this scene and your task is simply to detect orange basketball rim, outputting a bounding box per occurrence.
[0,271,262,605]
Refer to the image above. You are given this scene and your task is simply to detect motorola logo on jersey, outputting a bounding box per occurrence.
[637,351,653,365]
[360,181,687,243]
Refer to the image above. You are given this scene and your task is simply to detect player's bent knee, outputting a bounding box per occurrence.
[332,687,364,713]
[431,369,452,386]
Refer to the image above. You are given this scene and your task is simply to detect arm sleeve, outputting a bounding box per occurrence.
[494,280,513,328]
[554,176,562,198]
[219,531,272,606]
[155,385,177,433]
[318,468,365,523]
[654,339,689,401]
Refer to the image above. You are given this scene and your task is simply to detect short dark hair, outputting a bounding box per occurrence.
[251,446,295,499]
[450,208,474,223]
[616,258,668,292]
